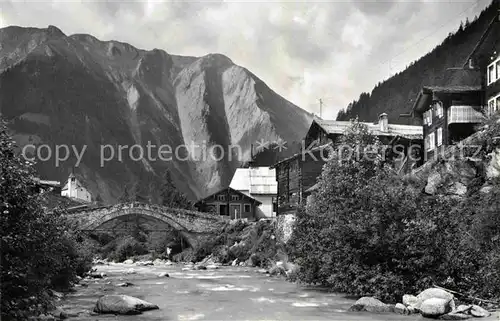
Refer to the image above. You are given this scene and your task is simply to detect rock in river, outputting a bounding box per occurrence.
[348,297,394,313]
[94,295,159,315]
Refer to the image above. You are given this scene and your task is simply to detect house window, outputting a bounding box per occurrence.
[487,56,500,85]
[435,102,443,118]
[231,195,239,201]
[488,94,500,117]
[423,109,433,125]
[426,132,435,151]
[437,127,443,146]
[217,195,225,201]
[244,204,251,212]
[488,64,495,85]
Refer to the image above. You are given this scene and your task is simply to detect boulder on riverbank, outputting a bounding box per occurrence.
[94,295,159,315]
[398,287,493,319]
[417,288,455,310]
[420,298,454,318]
[399,288,455,314]
[348,297,394,313]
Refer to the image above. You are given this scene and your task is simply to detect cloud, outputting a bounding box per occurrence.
[1,0,492,120]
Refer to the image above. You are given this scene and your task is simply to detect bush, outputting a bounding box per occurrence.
[184,219,282,268]
[109,236,149,262]
[288,121,500,303]
[0,122,93,320]
[173,248,195,263]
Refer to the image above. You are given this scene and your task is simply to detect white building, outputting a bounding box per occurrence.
[230,166,277,219]
[61,173,92,203]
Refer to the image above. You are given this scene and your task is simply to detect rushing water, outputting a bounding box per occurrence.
[58,263,490,321]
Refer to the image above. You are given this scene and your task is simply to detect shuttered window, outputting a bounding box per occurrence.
[437,127,443,146]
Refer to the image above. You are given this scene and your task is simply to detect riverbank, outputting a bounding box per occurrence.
[53,262,433,321]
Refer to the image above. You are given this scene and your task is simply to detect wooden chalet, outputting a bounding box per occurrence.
[412,5,499,163]
[194,187,262,220]
[463,2,500,117]
[412,85,485,161]
[271,114,423,215]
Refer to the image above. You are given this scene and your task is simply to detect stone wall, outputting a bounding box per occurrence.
[409,120,500,196]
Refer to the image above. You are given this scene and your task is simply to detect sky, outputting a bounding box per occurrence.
[0,0,493,120]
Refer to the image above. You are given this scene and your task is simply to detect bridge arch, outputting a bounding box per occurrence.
[68,202,224,248]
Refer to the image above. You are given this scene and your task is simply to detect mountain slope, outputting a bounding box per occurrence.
[0,25,312,203]
[337,1,498,124]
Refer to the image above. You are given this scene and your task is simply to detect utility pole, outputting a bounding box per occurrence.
[319,99,323,118]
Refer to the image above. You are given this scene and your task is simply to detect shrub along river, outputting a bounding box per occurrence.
[56,262,430,321]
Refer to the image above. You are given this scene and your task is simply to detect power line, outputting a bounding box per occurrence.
[373,0,483,73]
[290,0,486,115]
[304,0,484,109]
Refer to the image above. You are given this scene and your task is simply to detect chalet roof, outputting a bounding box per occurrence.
[412,85,483,115]
[270,142,332,168]
[314,119,423,140]
[230,167,277,195]
[229,168,250,192]
[195,187,262,206]
[421,85,483,94]
[305,183,319,193]
[442,68,482,87]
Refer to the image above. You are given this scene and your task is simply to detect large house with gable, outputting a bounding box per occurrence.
[194,187,262,220]
[271,114,423,215]
[412,6,500,162]
[229,165,277,219]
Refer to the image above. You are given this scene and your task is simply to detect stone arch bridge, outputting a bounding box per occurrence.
[66,202,225,248]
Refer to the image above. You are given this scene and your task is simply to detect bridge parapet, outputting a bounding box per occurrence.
[70,202,220,219]
[67,202,224,237]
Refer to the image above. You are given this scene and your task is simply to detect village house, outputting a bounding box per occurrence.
[412,8,499,162]
[194,187,262,220]
[468,5,500,117]
[271,114,423,215]
[61,172,92,203]
[229,165,277,219]
[412,85,485,161]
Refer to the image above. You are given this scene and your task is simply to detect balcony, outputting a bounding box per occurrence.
[447,105,485,125]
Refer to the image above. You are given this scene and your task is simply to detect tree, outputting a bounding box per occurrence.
[0,120,92,320]
[458,21,464,33]
[288,121,491,302]
[160,170,192,209]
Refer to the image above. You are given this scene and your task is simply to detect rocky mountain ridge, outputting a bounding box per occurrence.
[0,25,313,203]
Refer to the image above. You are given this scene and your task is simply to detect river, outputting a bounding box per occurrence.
[59,263,497,321]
